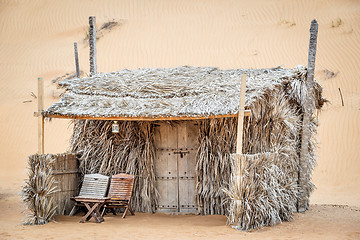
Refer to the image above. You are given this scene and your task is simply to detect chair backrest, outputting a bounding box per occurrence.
[108,173,135,201]
[79,173,110,197]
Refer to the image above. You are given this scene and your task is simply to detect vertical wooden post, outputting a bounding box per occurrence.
[236,74,247,155]
[74,42,80,78]
[298,19,318,213]
[234,74,248,198]
[38,77,44,154]
[89,16,97,76]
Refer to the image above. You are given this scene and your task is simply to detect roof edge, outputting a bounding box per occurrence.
[44,111,251,121]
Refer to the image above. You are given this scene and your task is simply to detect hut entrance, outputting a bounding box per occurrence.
[154,121,199,213]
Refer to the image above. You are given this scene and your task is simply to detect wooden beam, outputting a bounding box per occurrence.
[38,77,44,154]
[43,111,251,122]
[74,42,80,78]
[236,74,247,155]
[298,19,318,213]
[233,74,248,194]
[89,16,97,76]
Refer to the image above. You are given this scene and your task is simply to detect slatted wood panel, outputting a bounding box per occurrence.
[154,123,178,212]
[79,174,110,197]
[154,122,199,213]
[52,153,79,215]
[178,122,198,213]
[108,174,134,201]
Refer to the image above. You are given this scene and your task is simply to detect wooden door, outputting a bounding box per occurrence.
[154,121,199,213]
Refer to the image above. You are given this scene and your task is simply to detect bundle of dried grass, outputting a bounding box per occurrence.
[22,154,58,225]
[224,152,298,231]
[196,118,237,215]
[220,79,321,230]
[70,120,158,213]
[284,76,323,210]
[197,84,301,215]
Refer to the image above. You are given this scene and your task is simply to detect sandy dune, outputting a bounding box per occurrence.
[0,0,359,238]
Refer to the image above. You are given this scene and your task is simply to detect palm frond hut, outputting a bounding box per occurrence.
[27,17,325,229]
[43,64,325,216]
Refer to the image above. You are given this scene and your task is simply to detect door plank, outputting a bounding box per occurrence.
[178,122,198,213]
[154,123,178,213]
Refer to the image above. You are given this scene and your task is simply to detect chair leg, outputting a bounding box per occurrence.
[81,203,102,223]
[94,204,105,223]
[129,206,135,215]
[101,206,106,217]
[122,205,130,218]
[69,205,78,216]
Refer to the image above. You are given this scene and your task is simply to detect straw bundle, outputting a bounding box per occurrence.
[196,83,301,215]
[224,152,298,231]
[22,154,58,225]
[220,79,322,230]
[196,118,237,215]
[70,120,158,213]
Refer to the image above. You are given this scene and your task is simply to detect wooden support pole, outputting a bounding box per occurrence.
[74,42,80,78]
[233,74,248,190]
[89,16,97,76]
[38,77,44,154]
[236,74,247,155]
[298,19,318,213]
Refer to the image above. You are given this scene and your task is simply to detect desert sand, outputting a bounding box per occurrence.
[0,0,359,239]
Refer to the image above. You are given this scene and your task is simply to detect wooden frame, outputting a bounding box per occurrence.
[298,19,319,212]
[69,174,110,218]
[37,77,44,154]
[43,111,251,122]
[102,173,135,218]
[75,197,109,223]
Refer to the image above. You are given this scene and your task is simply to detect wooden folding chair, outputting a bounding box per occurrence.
[69,174,110,223]
[102,173,135,218]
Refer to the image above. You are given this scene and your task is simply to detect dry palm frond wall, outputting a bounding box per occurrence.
[70,120,157,213]
[22,154,58,225]
[224,152,298,230]
[196,84,303,217]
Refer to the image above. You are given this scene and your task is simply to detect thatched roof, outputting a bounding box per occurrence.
[44,65,324,120]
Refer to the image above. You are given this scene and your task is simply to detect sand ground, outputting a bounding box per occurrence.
[1,194,360,239]
[0,0,359,239]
